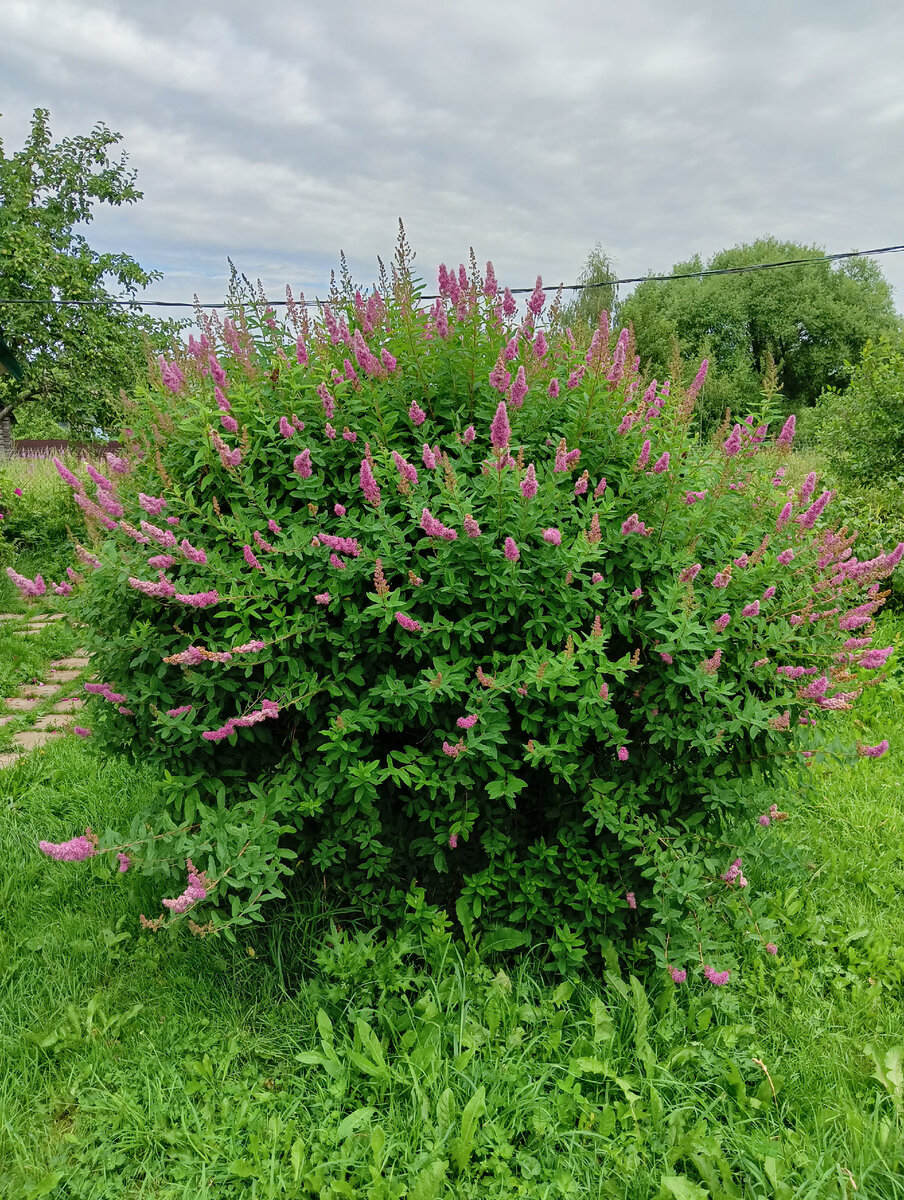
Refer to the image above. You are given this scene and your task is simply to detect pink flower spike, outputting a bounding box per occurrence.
[463,514,481,538]
[504,537,520,563]
[766,943,778,955]
[448,833,459,849]
[52,457,82,491]
[490,401,511,452]
[510,365,528,408]
[636,440,650,469]
[548,378,560,398]
[521,463,538,500]
[243,545,263,571]
[651,452,670,474]
[668,967,687,984]
[359,458,381,508]
[409,401,427,427]
[592,572,603,584]
[542,528,562,546]
[315,592,330,605]
[73,726,91,737]
[723,424,743,456]
[463,425,476,444]
[293,449,313,479]
[395,611,422,633]
[703,965,731,986]
[527,275,546,316]
[776,413,796,447]
[758,814,771,827]
[39,831,97,861]
[457,714,479,729]
[617,746,629,762]
[857,740,889,758]
[118,852,131,872]
[279,416,294,438]
[599,682,609,700]
[742,600,760,617]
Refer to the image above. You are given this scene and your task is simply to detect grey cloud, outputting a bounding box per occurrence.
[2,0,902,308]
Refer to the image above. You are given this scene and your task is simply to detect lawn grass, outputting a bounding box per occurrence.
[0,620,902,1198]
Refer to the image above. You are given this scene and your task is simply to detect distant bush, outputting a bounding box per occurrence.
[802,333,904,486]
[25,241,902,971]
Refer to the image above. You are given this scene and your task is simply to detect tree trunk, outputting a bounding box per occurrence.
[0,414,13,458]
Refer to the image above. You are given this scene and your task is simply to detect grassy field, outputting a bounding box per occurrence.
[0,613,902,1198]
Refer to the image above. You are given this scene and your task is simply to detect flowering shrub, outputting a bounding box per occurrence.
[24,236,901,968]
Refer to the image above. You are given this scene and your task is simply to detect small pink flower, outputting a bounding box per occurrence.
[766,943,778,955]
[118,853,131,873]
[73,726,91,737]
[463,425,476,443]
[504,537,520,562]
[668,966,687,984]
[659,652,673,664]
[315,592,330,605]
[617,746,628,762]
[449,834,459,849]
[548,378,561,398]
[758,814,771,827]
[599,683,609,700]
[409,401,427,427]
[592,572,603,584]
[457,714,479,729]
[630,587,642,600]
[542,528,561,545]
[626,891,637,910]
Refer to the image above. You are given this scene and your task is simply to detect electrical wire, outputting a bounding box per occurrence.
[0,243,901,309]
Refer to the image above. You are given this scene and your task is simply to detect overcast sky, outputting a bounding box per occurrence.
[3,0,903,312]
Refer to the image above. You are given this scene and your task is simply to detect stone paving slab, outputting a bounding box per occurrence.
[18,684,62,699]
[0,614,25,622]
[12,729,64,750]
[3,697,39,712]
[0,753,21,769]
[50,657,91,669]
[46,669,82,683]
[0,715,19,728]
[33,713,75,731]
[50,698,85,713]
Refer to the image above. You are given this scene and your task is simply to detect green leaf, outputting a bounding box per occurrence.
[658,1175,710,1200]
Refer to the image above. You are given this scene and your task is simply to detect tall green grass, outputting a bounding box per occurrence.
[1,617,903,1199]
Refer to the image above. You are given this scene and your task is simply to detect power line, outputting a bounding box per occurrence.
[0,243,901,310]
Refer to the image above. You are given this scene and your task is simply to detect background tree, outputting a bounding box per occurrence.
[561,242,618,333]
[0,107,180,445]
[616,237,898,428]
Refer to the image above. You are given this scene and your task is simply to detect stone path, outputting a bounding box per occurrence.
[0,611,91,770]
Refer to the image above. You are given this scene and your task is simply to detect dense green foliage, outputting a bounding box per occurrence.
[803,333,904,486]
[617,238,898,429]
[28,243,898,970]
[0,107,181,436]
